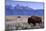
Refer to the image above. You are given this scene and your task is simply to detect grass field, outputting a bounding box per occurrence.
[5,16,44,30]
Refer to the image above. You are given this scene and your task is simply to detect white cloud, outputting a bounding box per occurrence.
[12,0,44,2]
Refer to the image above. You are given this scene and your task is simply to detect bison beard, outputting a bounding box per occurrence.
[28,16,42,26]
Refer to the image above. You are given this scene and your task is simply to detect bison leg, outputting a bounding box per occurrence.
[32,23,36,26]
[38,20,42,26]
[28,22,31,24]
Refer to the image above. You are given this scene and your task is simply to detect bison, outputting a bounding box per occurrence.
[28,16,42,26]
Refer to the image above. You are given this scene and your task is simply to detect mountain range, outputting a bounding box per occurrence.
[5,5,44,16]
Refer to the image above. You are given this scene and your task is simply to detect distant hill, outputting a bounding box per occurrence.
[5,5,44,16]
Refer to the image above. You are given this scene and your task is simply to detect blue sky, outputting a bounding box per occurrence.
[6,0,44,10]
[6,0,44,16]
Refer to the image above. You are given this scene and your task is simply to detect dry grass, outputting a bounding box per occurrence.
[5,16,44,30]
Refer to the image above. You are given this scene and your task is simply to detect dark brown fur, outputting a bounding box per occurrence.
[28,16,42,26]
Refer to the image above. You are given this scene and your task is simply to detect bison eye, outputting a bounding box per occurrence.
[18,16,21,18]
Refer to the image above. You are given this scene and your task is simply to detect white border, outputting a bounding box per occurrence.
[0,0,46,31]
[0,0,5,31]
